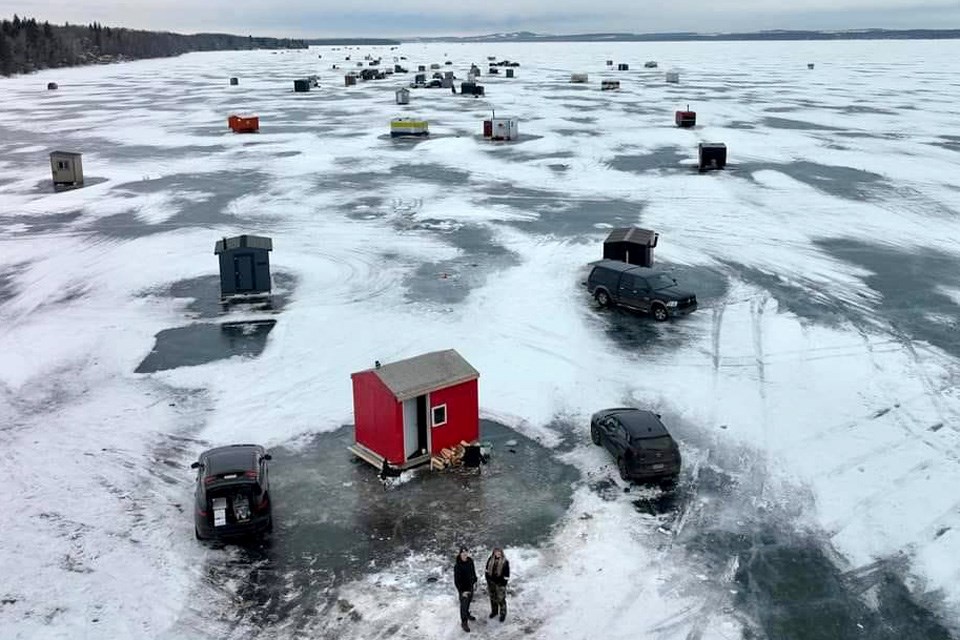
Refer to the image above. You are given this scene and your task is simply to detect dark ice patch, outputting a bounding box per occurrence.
[815,238,960,359]
[731,533,952,640]
[316,170,383,193]
[930,136,960,153]
[551,128,602,137]
[149,272,296,319]
[402,224,519,304]
[719,261,850,326]
[202,420,577,630]
[478,184,644,237]
[638,437,955,640]
[0,210,82,235]
[494,149,576,163]
[390,163,470,186]
[135,320,276,373]
[608,147,689,174]
[738,161,887,200]
[763,117,846,132]
[0,262,29,305]
[90,143,228,163]
[89,171,270,239]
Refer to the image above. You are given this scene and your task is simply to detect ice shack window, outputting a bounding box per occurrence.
[57,161,67,169]
[432,404,447,427]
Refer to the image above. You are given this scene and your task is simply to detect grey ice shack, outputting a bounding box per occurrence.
[50,151,83,189]
[214,235,273,299]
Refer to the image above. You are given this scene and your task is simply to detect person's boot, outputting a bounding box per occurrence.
[468,614,477,621]
[462,621,470,633]
[489,605,498,619]
[499,602,506,622]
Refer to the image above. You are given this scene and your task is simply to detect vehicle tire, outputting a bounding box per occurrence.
[194,526,202,541]
[590,426,601,445]
[595,290,611,308]
[266,516,274,533]
[617,457,630,481]
[652,303,669,322]
[660,475,679,490]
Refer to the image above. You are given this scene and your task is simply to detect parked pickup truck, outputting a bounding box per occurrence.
[585,260,698,321]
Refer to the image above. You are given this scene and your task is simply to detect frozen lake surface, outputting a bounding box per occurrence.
[1,39,960,639]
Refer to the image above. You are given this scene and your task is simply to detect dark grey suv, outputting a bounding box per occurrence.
[586,260,697,320]
[591,408,681,484]
[192,444,273,541]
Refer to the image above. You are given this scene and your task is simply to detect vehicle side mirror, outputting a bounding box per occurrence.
[263,453,272,461]
[190,461,200,469]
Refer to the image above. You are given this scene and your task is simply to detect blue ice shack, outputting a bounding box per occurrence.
[214,235,273,299]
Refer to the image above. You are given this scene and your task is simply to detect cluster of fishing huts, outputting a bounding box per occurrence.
[40,49,823,189]
[214,50,734,169]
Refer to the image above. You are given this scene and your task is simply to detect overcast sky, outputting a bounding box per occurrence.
[4,0,959,37]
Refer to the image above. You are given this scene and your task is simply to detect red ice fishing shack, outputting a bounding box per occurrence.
[349,349,480,471]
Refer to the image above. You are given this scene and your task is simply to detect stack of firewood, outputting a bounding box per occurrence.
[430,441,472,470]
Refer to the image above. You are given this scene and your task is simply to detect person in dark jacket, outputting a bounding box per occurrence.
[454,547,478,632]
[484,547,510,621]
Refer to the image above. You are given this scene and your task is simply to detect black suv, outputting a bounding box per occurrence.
[586,260,697,320]
[590,408,681,484]
[192,444,273,541]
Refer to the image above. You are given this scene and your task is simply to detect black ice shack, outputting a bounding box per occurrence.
[214,235,273,300]
[603,227,659,267]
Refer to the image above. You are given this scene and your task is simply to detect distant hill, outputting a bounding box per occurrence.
[411,28,960,43]
[0,15,307,76]
[305,38,401,46]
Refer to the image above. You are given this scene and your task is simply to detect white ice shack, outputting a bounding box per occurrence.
[396,87,410,104]
[570,73,589,83]
[483,116,519,141]
[666,71,680,83]
[49,151,83,189]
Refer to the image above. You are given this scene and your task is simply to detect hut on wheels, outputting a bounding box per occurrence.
[483,116,519,141]
[49,151,83,189]
[603,227,659,267]
[349,349,480,471]
[675,107,696,128]
[698,143,727,172]
[214,235,273,300]
[390,117,429,137]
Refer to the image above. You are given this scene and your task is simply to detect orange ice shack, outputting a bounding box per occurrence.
[228,114,260,133]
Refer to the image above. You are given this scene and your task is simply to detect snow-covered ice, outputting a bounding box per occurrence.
[1,39,960,639]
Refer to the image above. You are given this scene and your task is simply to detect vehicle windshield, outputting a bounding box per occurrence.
[648,274,676,290]
[634,436,674,450]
